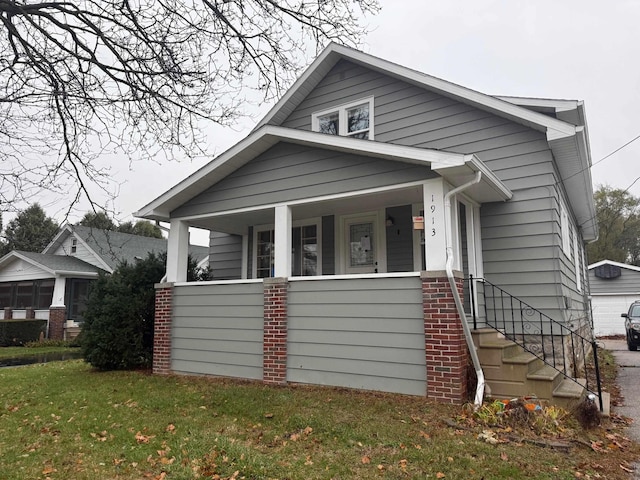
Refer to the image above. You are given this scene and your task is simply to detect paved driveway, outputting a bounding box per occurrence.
[600,338,640,478]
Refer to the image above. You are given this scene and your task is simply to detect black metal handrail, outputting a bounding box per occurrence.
[468,275,603,411]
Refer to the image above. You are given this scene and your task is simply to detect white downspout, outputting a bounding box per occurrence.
[443,171,485,409]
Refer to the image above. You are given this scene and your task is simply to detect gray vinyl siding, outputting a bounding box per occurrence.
[172,142,436,218]
[385,205,413,272]
[209,232,242,280]
[287,276,426,396]
[589,267,640,295]
[279,59,577,321]
[321,216,335,275]
[171,283,263,379]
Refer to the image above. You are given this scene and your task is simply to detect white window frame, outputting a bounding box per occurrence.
[559,198,571,257]
[574,233,582,292]
[253,218,322,279]
[311,97,375,140]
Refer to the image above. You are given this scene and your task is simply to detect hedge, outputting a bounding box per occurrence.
[0,319,48,346]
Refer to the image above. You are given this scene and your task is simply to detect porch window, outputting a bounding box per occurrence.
[0,279,55,309]
[255,224,318,278]
[312,97,374,140]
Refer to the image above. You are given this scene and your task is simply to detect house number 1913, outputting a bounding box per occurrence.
[430,198,436,236]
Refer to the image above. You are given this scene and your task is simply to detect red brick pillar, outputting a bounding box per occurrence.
[153,283,174,375]
[263,277,288,385]
[48,307,66,340]
[25,307,35,319]
[3,307,12,320]
[422,271,468,404]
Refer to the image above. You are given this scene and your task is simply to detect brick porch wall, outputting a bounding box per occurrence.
[263,277,288,384]
[422,271,468,404]
[49,307,66,340]
[153,283,174,375]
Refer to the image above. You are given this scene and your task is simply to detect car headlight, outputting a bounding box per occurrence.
[632,323,640,332]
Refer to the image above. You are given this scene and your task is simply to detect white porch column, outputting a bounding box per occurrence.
[273,205,292,278]
[423,178,447,271]
[51,276,67,307]
[166,219,190,283]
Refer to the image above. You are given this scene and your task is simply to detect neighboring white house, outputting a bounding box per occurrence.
[0,224,208,339]
[588,260,640,336]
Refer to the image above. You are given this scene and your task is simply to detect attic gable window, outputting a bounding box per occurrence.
[312,97,374,140]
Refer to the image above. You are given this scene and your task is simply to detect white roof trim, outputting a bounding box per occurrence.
[255,43,577,140]
[136,125,511,221]
[42,224,114,273]
[0,251,100,277]
[588,260,640,272]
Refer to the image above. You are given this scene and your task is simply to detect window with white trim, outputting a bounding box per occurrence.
[574,232,582,292]
[560,200,571,256]
[255,222,319,278]
[312,97,374,140]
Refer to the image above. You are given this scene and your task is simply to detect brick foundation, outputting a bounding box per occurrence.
[422,271,468,404]
[153,283,174,375]
[263,277,288,384]
[3,307,12,320]
[49,307,66,340]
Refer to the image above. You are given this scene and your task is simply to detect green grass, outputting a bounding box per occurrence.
[0,360,638,479]
[0,345,80,360]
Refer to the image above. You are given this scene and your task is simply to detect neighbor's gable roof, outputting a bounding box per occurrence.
[0,250,102,277]
[135,125,513,221]
[44,225,209,273]
[588,260,640,273]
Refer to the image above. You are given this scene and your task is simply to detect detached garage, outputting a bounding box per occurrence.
[588,260,640,336]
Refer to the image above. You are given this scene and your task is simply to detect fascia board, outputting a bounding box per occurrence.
[496,95,581,113]
[588,259,640,272]
[42,223,72,254]
[432,155,513,202]
[7,252,57,276]
[71,230,113,273]
[257,43,577,138]
[136,125,469,220]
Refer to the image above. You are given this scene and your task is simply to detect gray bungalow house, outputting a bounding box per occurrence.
[137,44,597,405]
[0,224,208,340]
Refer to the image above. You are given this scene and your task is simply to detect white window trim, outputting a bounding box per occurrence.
[252,218,322,279]
[311,97,375,140]
[574,233,582,293]
[559,198,571,257]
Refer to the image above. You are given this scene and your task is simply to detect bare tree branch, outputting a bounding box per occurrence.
[0,0,379,216]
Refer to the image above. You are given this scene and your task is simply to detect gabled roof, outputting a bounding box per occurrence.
[0,251,102,277]
[588,260,640,273]
[254,43,597,241]
[135,125,513,221]
[137,43,596,240]
[44,225,209,273]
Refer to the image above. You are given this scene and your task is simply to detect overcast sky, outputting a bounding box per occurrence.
[31,1,640,244]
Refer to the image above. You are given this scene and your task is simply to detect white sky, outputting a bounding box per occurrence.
[17,1,640,245]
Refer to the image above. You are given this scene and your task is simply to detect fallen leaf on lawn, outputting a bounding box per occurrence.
[135,431,156,444]
[620,464,634,473]
[399,459,408,471]
[264,413,274,418]
[419,431,430,439]
[377,464,385,471]
[290,433,301,441]
[500,452,508,461]
[590,441,604,452]
[159,457,175,465]
[304,456,313,466]
[303,426,313,435]
[436,472,445,478]
[361,456,371,464]
[42,466,56,475]
[166,424,176,433]
[447,457,454,463]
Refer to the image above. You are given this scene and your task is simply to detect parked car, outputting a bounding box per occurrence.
[622,301,640,350]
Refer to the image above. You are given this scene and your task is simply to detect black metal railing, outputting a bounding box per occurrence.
[468,275,603,411]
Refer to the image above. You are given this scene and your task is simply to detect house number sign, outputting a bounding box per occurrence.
[423,179,447,270]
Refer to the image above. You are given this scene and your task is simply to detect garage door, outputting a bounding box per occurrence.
[591,295,639,336]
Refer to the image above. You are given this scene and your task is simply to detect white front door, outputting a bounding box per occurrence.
[343,214,378,274]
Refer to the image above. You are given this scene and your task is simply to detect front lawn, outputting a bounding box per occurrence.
[1,360,638,479]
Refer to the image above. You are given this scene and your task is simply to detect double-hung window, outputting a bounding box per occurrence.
[255,222,319,278]
[312,97,374,140]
